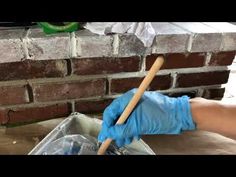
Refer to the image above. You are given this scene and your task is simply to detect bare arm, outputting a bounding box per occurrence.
[190,97,236,139]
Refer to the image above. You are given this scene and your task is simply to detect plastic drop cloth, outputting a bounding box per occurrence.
[29,113,155,155]
[41,134,143,155]
[84,22,156,47]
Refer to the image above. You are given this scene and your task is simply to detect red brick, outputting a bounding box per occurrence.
[176,71,230,88]
[0,59,67,81]
[111,75,172,94]
[146,53,206,70]
[75,98,113,114]
[33,79,106,102]
[209,51,236,66]
[168,90,197,98]
[202,88,225,99]
[0,85,29,106]
[72,57,141,75]
[0,103,71,125]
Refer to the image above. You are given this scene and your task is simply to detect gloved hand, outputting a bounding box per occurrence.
[98,89,196,147]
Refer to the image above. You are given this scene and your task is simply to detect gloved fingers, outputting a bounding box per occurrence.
[124,137,133,145]
[107,123,136,140]
[98,130,133,147]
[98,132,106,143]
[102,89,137,127]
[102,99,122,127]
[98,122,136,142]
[115,137,133,147]
[115,139,125,147]
[97,125,109,142]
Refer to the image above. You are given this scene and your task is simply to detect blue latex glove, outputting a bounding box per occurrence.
[98,89,196,147]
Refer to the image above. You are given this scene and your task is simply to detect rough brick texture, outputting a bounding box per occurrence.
[118,34,147,56]
[176,71,230,88]
[27,29,70,60]
[0,29,25,63]
[72,57,140,75]
[75,99,113,114]
[173,22,222,52]
[0,85,29,106]
[111,75,172,94]
[152,34,189,54]
[146,53,206,70]
[0,103,71,125]
[203,22,236,51]
[0,60,67,81]
[1,23,236,125]
[76,31,113,57]
[202,88,226,99]
[209,51,236,66]
[151,22,190,53]
[33,79,106,102]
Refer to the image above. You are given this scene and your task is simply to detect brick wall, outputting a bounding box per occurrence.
[0,22,236,125]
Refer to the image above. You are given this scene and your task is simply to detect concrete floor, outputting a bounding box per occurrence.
[1,61,236,155]
[142,131,236,154]
[0,118,64,154]
[2,115,236,155]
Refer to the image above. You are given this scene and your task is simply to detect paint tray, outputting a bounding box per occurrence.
[28,112,155,155]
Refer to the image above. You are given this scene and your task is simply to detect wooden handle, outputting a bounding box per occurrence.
[97,56,164,155]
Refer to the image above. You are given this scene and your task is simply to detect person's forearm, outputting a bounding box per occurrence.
[190,97,236,139]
